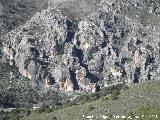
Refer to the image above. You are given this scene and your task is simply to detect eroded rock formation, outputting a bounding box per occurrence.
[0,0,160,94]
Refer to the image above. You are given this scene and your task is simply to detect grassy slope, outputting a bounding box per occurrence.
[21,80,160,120]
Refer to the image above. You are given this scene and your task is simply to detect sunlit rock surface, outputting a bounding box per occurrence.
[0,0,160,94]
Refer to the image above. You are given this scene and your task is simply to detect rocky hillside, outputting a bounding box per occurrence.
[0,0,160,94]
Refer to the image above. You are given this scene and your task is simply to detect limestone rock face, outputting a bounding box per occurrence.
[1,8,68,86]
[0,0,160,94]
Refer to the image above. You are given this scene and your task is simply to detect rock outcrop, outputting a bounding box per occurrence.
[0,0,160,94]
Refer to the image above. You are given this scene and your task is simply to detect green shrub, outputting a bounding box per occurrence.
[125,111,135,120]
[36,104,52,114]
[65,100,77,107]
[122,84,130,91]
[157,109,160,119]
[136,106,151,117]
[104,112,112,120]
[7,109,23,120]
[25,109,31,116]
[102,96,109,101]
[86,104,95,111]
[0,116,10,120]
[51,116,57,120]
[89,92,100,101]
[100,84,123,97]
[109,93,119,100]
[75,94,90,104]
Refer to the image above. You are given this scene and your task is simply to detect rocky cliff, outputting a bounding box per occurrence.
[0,0,160,94]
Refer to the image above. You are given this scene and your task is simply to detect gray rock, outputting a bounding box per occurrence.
[1,0,160,93]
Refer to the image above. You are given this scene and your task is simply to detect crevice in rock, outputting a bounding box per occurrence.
[145,55,155,70]
[55,42,64,55]
[147,71,151,80]
[47,73,55,85]
[133,67,141,83]
[108,48,111,56]
[65,20,78,42]
[73,47,84,64]
[121,58,129,65]
[69,67,79,90]
[135,39,143,45]
[122,69,127,78]
[30,47,40,60]
[86,72,100,83]
[101,30,109,48]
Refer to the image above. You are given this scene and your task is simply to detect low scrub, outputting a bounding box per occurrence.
[35,104,52,114]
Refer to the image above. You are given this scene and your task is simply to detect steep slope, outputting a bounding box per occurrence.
[0,0,160,94]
